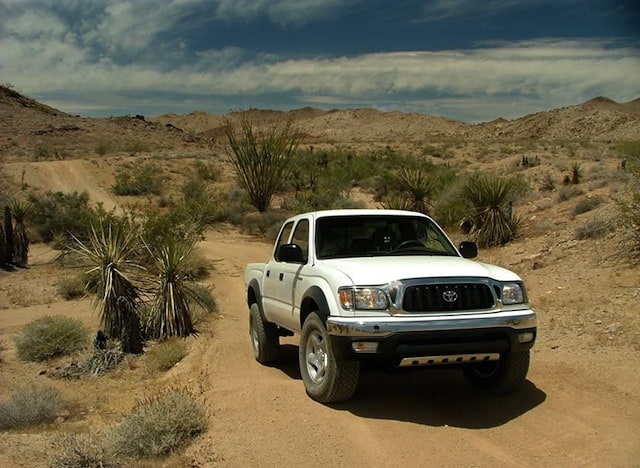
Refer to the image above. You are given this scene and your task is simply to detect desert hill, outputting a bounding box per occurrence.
[2,85,639,166]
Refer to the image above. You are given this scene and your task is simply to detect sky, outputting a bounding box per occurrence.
[1,0,639,123]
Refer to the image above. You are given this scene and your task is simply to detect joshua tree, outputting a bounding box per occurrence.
[8,199,31,267]
[73,220,144,354]
[225,113,301,212]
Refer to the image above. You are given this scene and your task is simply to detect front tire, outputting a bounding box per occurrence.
[249,303,279,364]
[463,350,530,394]
[299,313,360,403]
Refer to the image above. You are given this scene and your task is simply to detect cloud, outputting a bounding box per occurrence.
[1,1,639,121]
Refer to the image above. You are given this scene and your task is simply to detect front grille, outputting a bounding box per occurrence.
[402,283,494,312]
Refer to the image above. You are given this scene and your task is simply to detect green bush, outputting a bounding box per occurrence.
[0,384,70,429]
[112,162,163,196]
[28,191,110,243]
[145,339,188,372]
[110,388,206,457]
[14,316,88,362]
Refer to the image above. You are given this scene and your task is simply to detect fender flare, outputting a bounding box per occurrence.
[300,285,331,327]
[247,278,265,317]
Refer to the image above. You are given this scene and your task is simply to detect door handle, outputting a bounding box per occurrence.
[279,273,284,281]
[266,270,270,278]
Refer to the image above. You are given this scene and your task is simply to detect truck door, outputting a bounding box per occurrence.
[262,221,294,324]
[268,218,311,332]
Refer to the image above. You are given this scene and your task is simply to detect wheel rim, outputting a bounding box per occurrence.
[304,329,328,384]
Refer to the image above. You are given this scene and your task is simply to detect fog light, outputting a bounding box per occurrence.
[518,332,534,343]
[352,341,379,353]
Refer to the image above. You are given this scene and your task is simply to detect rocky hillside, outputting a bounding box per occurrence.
[2,85,638,165]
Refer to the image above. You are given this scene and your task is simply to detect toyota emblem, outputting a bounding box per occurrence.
[442,290,458,303]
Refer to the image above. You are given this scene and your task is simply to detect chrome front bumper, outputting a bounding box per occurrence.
[326,309,536,338]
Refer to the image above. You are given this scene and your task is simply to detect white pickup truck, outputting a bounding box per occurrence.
[244,209,536,403]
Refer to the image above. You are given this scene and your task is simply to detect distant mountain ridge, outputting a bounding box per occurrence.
[2,85,639,156]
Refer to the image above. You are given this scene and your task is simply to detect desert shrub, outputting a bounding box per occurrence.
[57,274,89,300]
[240,211,290,238]
[140,206,205,251]
[125,140,152,155]
[0,384,70,429]
[28,191,110,243]
[145,338,188,372]
[15,316,88,362]
[50,432,121,468]
[179,177,217,225]
[112,162,163,196]
[573,196,604,215]
[192,160,221,181]
[213,187,252,225]
[557,185,584,202]
[109,388,206,457]
[95,140,115,156]
[575,219,611,240]
[0,339,6,363]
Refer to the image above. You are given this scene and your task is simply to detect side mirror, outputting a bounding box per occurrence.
[278,243,305,263]
[459,241,478,259]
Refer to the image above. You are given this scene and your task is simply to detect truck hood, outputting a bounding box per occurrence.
[319,256,520,285]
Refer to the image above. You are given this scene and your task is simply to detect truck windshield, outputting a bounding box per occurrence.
[315,215,459,259]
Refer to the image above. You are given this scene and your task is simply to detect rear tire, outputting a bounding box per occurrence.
[463,350,530,394]
[299,313,360,403]
[249,303,279,364]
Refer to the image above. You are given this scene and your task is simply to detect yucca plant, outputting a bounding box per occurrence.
[145,238,216,339]
[464,174,521,247]
[8,199,31,267]
[570,162,583,185]
[72,219,144,354]
[379,194,414,211]
[396,167,435,215]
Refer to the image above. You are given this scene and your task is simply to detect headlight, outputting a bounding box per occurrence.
[502,283,525,305]
[339,287,389,310]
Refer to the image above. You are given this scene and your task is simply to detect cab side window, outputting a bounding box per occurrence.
[274,221,294,262]
[292,219,309,264]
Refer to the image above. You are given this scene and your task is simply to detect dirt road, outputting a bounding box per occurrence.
[192,229,640,467]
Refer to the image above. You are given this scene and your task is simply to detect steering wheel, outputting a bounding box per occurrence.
[392,240,425,251]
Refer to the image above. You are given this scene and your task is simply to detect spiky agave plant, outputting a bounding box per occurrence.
[145,238,216,339]
[8,199,31,267]
[72,219,144,354]
[464,174,520,247]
